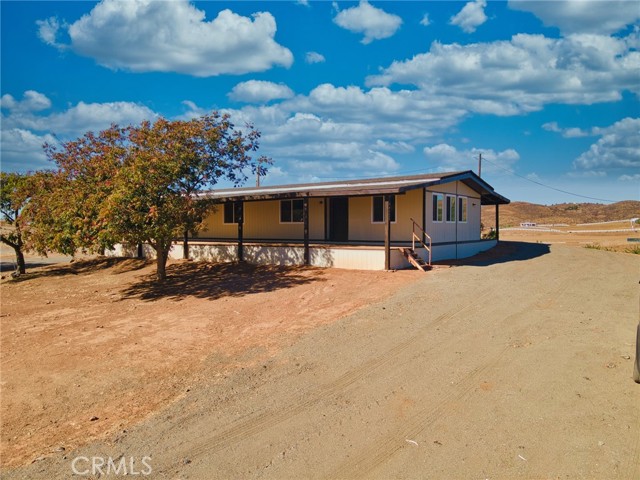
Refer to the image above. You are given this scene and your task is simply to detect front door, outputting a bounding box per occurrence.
[329,197,348,242]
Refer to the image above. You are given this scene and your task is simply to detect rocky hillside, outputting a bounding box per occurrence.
[482,200,640,229]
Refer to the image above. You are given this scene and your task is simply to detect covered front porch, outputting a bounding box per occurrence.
[162,238,499,271]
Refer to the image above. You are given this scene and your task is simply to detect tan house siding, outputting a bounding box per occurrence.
[197,182,482,244]
[198,205,236,238]
[198,198,325,240]
[348,188,423,242]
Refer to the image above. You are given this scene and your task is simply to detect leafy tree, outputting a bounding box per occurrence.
[40,113,269,281]
[0,172,33,274]
[27,126,127,257]
[105,114,269,280]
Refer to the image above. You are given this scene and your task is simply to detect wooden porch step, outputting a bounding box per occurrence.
[399,247,432,272]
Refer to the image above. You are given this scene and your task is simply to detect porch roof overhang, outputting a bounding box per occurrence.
[200,170,510,205]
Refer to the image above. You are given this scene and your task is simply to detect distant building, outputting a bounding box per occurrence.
[520,222,537,227]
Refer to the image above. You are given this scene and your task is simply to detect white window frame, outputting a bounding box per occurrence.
[279,199,304,224]
[432,193,444,223]
[458,196,468,223]
[446,195,456,223]
[371,195,397,224]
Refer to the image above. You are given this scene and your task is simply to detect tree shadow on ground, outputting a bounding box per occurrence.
[1,260,54,272]
[5,257,150,282]
[435,241,551,268]
[120,261,325,302]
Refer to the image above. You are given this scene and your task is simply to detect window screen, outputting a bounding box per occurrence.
[432,194,444,222]
[280,199,304,223]
[372,196,395,223]
[223,201,242,224]
[458,197,467,222]
[446,195,456,222]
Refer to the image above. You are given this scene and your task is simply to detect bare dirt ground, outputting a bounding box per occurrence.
[0,255,417,470]
[500,229,639,253]
[2,241,640,479]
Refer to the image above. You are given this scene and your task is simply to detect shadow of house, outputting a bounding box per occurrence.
[120,261,324,302]
[436,241,551,268]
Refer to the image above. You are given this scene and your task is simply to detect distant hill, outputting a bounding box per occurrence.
[482,200,640,229]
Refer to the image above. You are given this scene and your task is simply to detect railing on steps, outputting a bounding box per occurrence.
[409,217,432,266]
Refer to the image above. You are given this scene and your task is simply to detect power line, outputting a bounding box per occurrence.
[481,157,618,203]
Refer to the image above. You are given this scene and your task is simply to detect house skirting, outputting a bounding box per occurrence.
[107,239,497,271]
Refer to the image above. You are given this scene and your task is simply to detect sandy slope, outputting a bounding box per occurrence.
[3,242,640,479]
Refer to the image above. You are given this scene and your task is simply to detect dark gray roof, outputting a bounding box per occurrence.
[201,170,509,205]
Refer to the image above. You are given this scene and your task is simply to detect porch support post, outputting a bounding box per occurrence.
[237,201,244,262]
[324,197,328,241]
[303,197,310,265]
[495,203,500,241]
[384,194,391,271]
[422,187,426,232]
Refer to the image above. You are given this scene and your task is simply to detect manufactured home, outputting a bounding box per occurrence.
[140,170,508,271]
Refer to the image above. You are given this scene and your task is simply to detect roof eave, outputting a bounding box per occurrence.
[199,170,509,205]
[427,170,511,205]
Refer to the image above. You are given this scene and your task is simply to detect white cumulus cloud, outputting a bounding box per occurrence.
[333,0,402,44]
[367,32,640,114]
[4,100,156,135]
[573,117,640,171]
[1,91,52,112]
[305,51,326,64]
[450,0,487,33]
[509,0,640,35]
[423,143,519,173]
[36,16,65,49]
[37,0,293,77]
[542,122,589,138]
[1,91,158,171]
[619,174,640,182]
[228,80,294,103]
[1,128,58,172]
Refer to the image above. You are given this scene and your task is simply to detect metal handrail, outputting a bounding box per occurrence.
[409,217,432,266]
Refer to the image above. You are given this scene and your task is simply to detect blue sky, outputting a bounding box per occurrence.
[1,0,639,204]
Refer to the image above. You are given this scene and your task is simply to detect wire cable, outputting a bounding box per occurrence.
[480,157,619,203]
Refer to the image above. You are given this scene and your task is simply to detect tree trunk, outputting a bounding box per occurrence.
[156,248,166,281]
[14,246,26,274]
[1,235,26,274]
[155,242,171,282]
[183,228,189,260]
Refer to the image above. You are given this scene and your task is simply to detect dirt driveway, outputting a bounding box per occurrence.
[2,242,640,479]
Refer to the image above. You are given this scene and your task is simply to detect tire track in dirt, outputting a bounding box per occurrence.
[626,421,640,480]
[169,263,574,473]
[330,270,576,479]
[329,348,510,479]
[168,288,495,468]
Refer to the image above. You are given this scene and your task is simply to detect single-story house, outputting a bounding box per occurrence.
[140,170,507,271]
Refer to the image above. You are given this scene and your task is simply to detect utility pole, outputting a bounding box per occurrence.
[478,153,482,178]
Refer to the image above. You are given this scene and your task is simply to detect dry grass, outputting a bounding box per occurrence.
[584,243,640,254]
